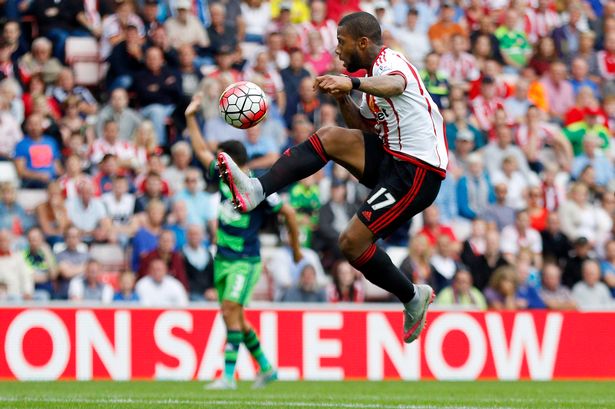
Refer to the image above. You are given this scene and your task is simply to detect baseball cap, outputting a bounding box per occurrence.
[280,1,292,10]
[457,129,474,142]
[374,0,388,10]
[175,0,191,10]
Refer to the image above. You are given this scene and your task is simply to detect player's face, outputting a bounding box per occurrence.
[335,27,362,73]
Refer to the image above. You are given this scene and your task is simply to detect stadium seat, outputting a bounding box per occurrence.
[0,162,19,187]
[16,189,47,211]
[89,244,126,272]
[65,37,101,86]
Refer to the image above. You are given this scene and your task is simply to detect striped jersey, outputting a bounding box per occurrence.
[359,47,448,177]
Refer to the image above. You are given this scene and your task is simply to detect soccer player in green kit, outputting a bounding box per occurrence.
[185,94,302,390]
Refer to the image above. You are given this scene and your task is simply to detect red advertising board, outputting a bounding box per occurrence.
[0,306,612,381]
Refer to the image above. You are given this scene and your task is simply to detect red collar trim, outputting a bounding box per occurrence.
[368,47,387,76]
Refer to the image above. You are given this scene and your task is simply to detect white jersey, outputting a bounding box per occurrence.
[359,48,448,177]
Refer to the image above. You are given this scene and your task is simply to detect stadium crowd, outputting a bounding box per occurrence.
[0,0,613,310]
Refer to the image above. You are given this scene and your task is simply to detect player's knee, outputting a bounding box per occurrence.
[315,126,338,152]
[338,229,364,261]
[221,301,242,324]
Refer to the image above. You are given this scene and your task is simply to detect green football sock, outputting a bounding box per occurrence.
[224,330,243,380]
[244,329,272,372]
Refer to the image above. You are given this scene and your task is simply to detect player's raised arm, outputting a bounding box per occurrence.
[278,203,303,263]
[185,93,215,168]
[315,74,405,99]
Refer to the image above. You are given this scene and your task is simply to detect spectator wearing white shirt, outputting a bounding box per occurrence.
[500,209,543,268]
[492,155,534,210]
[101,176,135,245]
[162,142,193,195]
[66,178,114,243]
[90,120,136,167]
[68,259,114,303]
[135,258,188,306]
[0,230,34,301]
[559,183,604,244]
[393,8,431,69]
[0,95,22,160]
[164,0,210,50]
[572,260,613,309]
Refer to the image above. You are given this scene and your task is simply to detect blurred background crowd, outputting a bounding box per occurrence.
[0,0,613,310]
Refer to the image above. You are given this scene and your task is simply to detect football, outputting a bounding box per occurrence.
[219,81,268,129]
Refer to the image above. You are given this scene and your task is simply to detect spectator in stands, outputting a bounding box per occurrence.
[23,227,57,300]
[314,180,355,269]
[540,263,577,310]
[541,61,575,123]
[177,44,203,99]
[137,229,188,290]
[281,264,326,302]
[68,259,114,303]
[35,182,70,245]
[48,68,98,116]
[166,200,191,249]
[541,211,571,268]
[0,95,22,161]
[439,34,480,86]
[136,257,188,306]
[244,124,281,177]
[564,108,611,157]
[93,94,138,145]
[446,100,483,152]
[174,168,217,229]
[436,268,487,310]
[528,37,558,77]
[456,153,495,220]
[470,76,503,132]
[327,261,364,303]
[165,0,210,50]
[0,78,24,125]
[559,183,604,243]
[484,265,525,310]
[500,209,543,267]
[431,235,461,287]
[56,226,89,299]
[400,234,445,293]
[572,259,613,308]
[134,46,181,146]
[304,30,333,76]
[515,250,546,308]
[526,186,549,232]
[420,52,449,110]
[504,79,532,125]
[92,154,121,196]
[134,171,170,214]
[207,3,239,56]
[13,113,62,188]
[601,239,615,297]
[419,205,457,247]
[240,0,272,44]
[563,236,593,288]
[91,120,136,168]
[428,1,465,54]
[481,183,515,231]
[572,136,614,188]
[393,8,430,69]
[570,57,600,97]
[552,2,583,59]
[0,40,23,87]
[281,48,311,127]
[464,228,509,291]
[105,24,145,91]
[66,178,114,243]
[112,271,139,302]
[183,224,215,301]
[100,0,145,60]
[58,156,86,201]
[290,174,320,248]
[0,229,33,301]
[481,124,532,179]
[18,38,62,85]
[2,21,27,63]
[101,176,135,245]
[131,199,165,271]
[162,142,192,193]
[492,155,532,211]
[0,182,33,236]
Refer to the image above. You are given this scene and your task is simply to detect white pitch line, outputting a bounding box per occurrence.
[0,396,519,409]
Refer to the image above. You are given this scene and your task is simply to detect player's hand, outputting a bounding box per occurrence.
[185,93,203,117]
[314,75,352,97]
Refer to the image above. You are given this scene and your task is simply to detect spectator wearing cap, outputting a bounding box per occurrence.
[68,259,114,303]
[13,113,62,188]
[540,263,576,310]
[66,178,114,243]
[456,153,495,221]
[182,224,216,301]
[165,0,210,50]
[540,61,575,123]
[572,135,614,187]
[100,0,145,60]
[0,229,34,301]
[134,46,181,147]
[572,259,613,308]
[17,37,62,85]
[136,257,188,306]
[427,1,465,54]
[439,34,480,87]
[480,183,515,231]
[436,268,487,310]
[564,107,611,157]
[96,89,142,141]
[420,53,450,110]
[105,24,145,91]
[496,9,533,63]
[138,229,188,290]
[392,8,430,69]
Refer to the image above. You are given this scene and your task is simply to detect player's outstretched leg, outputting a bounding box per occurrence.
[341,217,434,344]
[218,132,329,212]
[243,327,277,389]
[206,301,243,390]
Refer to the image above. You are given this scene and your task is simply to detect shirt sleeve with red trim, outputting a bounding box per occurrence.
[372,52,411,90]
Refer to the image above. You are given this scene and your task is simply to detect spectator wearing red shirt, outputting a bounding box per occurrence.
[137,229,189,291]
[326,0,360,23]
[471,76,504,132]
[300,0,337,53]
[596,31,615,81]
[419,205,458,248]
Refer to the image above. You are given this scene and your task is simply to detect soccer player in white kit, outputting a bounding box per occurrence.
[218,11,448,343]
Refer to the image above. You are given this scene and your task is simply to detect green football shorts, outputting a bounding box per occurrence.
[214,257,262,306]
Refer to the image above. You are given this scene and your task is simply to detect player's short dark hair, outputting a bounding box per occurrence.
[218,140,248,167]
[338,12,382,44]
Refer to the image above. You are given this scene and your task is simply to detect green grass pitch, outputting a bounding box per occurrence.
[0,380,613,409]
